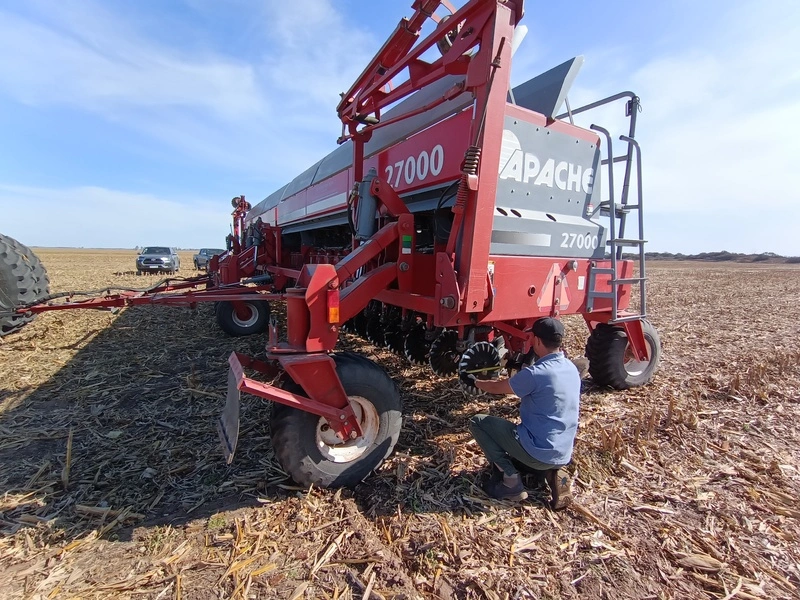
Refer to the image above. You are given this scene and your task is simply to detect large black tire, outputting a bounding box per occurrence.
[271,352,402,488]
[0,234,50,337]
[214,299,270,336]
[585,320,661,389]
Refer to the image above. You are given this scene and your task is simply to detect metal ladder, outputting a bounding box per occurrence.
[560,94,647,323]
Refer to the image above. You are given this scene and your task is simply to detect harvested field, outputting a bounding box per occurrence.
[1,248,799,599]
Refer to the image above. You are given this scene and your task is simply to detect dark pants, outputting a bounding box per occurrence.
[469,414,558,476]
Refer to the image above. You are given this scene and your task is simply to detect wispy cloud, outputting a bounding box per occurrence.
[0,184,232,248]
[630,3,800,219]
[513,0,800,253]
[0,0,377,181]
[0,4,264,119]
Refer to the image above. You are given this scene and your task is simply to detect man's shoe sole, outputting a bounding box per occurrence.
[498,490,528,502]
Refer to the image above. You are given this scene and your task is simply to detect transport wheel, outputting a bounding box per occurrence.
[404,324,431,365]
[458,341,502,396]
[0,234,50,337]
[429,330,460,376]
[215,298,270,336]
[585,320,661,389]
[270,352,403,488]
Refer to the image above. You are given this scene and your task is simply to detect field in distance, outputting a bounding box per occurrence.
[1,249,798,599]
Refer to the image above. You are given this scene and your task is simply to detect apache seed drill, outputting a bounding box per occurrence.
[2,0,661,489]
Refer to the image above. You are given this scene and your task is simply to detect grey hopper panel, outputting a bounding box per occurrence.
[248,184,289,222]
[511,56,584,119]
[491,114,605,258]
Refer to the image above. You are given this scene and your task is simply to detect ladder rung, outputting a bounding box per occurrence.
[612,277,646,284]
[598,201,640,210]
[600,206,631,215]
[608,238,646,246]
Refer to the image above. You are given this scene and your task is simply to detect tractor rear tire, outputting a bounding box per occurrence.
[585,320,661,389]
[215,299,270,336]
[0,234,50,337]
[270,352,402,488]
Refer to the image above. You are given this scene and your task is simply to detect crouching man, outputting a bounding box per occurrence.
[469,317,581,509]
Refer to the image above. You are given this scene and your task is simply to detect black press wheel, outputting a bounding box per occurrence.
[0,234,50,337]
[384,324,406,355]
[353,309,369,338]
[270,352,403,488]
[585,320,661,389]
[214,298,270,336]
[458,341,502,396]
[429,330,460,376]
[404,324,431,365]
[365,314,385,346]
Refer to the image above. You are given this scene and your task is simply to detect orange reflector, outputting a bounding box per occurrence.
[327,289,340,323]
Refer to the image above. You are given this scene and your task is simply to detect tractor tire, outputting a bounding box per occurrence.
[214,298,270,336]
[271,352,402,488]
[585,320,661,389]
[0,234,50,337]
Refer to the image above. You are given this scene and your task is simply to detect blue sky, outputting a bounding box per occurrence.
[0,0,798,255]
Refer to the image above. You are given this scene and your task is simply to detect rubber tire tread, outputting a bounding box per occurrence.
[270,352,402,488]
[0,234,50,336]
[214,299,270,337]
[585,320,661,389]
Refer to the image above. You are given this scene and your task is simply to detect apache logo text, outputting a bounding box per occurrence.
[498,129,594,194]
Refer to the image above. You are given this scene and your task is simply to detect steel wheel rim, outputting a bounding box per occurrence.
[623,337,653,377]
[316,396,379,463]
[231,303,259,328]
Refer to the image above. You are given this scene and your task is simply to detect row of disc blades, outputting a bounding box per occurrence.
[342,306,504,396]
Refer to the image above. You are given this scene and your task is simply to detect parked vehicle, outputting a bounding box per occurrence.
[136,247,180,274]
[193,248,226,270]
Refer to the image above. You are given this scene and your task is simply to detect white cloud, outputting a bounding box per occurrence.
[515,0,800,253]
[0,7,264,120]
[0,0,377,182]
[631,12,800,220]
[0,184,232,249]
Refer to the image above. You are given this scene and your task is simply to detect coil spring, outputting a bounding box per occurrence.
[456,145,481,206]
[462,145,481,175]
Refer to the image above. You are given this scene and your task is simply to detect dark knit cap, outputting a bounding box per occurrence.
[531,317,564,345]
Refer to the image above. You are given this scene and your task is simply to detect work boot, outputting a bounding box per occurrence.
[571,357,590,379]
[546,468,573,510]
[482,464,504,486]
[484,473,528,502]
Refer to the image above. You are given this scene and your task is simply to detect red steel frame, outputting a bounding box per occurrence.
[14,0,650,443]
[227,0,649,442]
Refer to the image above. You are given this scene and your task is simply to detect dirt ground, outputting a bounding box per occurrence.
[1,249,798,599]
